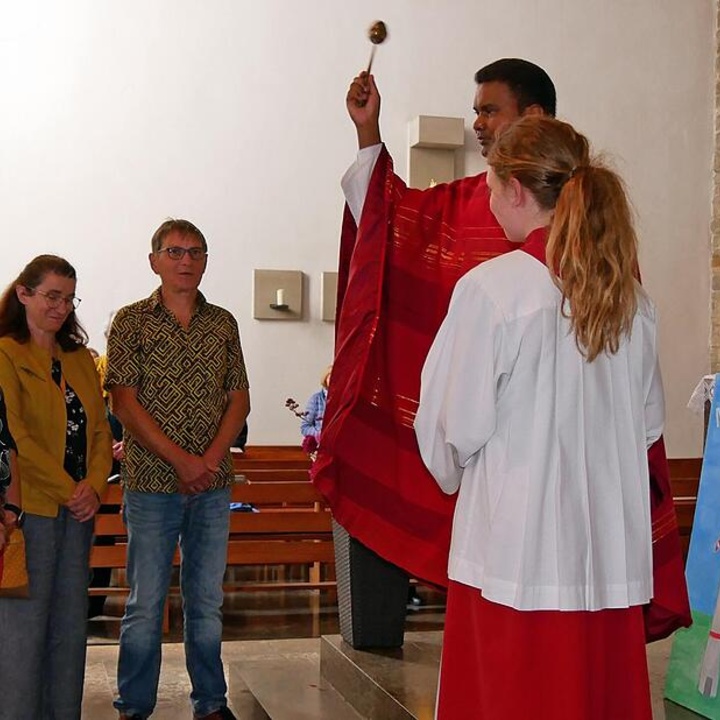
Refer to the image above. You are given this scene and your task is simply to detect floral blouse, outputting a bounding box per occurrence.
[51,359,87,482]
[0,388,17,492]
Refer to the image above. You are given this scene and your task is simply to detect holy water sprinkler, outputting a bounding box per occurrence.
[366,20,388,74]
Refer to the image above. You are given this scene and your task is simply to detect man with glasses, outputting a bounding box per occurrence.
[106,218,250,720]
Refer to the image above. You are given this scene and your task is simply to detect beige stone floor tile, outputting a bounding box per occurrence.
[82,630,701,719]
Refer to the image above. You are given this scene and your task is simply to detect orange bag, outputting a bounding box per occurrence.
[0,529,29,598]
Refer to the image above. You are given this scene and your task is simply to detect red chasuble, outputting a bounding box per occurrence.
[312,146,512,587]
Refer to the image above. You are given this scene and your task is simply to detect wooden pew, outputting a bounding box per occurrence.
[91,482,333,581]
[668,458,701,564]
[235,468,311,483]
[89,453,334,630]
[232,445,311,471]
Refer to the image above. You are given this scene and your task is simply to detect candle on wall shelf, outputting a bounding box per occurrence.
[253,269,301,319]
[270,287,289,311]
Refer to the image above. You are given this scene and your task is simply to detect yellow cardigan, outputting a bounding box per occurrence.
[0,337,112,517]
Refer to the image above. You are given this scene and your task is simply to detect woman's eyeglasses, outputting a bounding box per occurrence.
[30,288,82,310]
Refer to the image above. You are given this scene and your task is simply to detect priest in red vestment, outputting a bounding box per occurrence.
[312,58,688,641]
[313,59,555,587]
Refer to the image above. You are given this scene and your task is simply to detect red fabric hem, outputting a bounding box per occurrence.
[437,580,653,720]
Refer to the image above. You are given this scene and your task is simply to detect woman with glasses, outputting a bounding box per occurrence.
[0,254,112,719]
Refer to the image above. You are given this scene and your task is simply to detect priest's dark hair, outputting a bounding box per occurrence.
[475,58,556,117]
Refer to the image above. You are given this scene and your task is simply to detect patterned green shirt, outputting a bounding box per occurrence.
[105,289,249,493]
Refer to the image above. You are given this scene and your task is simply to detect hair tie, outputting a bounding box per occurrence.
[568,166,579,179]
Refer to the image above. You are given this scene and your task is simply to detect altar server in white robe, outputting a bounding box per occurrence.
[414,115,664,720]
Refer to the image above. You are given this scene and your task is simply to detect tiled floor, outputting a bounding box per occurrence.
[82,588,701,719]
[84,585,444,719]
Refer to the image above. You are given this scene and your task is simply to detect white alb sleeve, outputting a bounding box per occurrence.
[341,144,383,225]
[414,276,503,494]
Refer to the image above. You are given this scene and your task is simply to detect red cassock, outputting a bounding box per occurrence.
[312,144,689,640]
[437,582,653,720]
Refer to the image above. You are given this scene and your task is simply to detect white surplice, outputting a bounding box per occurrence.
[414,243,664,611]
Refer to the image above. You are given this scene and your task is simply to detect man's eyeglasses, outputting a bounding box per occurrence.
[30,288,82,310]
[156,246,207,261]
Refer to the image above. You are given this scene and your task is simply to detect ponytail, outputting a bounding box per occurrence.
[488,116,639,362]
[547,165,638,361]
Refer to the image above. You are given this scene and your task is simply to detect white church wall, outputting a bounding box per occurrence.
[1,0,713,454]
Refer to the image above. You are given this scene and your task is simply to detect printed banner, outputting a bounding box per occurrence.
[666,374,720,717]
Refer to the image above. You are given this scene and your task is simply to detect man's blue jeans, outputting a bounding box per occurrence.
[113,488,231,718]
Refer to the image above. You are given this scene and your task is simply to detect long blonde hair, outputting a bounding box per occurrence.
[488,116,638,362]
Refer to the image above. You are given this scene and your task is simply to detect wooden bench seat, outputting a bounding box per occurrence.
[232,446,311,472]
[91,482,333,574]
[233,468,311,484]
[668,458,701,563]
[89,457,335,630]
[94,508,332,539]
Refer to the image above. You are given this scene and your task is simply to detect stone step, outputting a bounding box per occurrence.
[319,632,442,720]
[230,638,363,720]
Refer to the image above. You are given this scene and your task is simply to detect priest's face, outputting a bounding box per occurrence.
[473,82,522,157]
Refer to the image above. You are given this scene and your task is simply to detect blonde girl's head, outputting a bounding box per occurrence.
[488,116,639,362]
